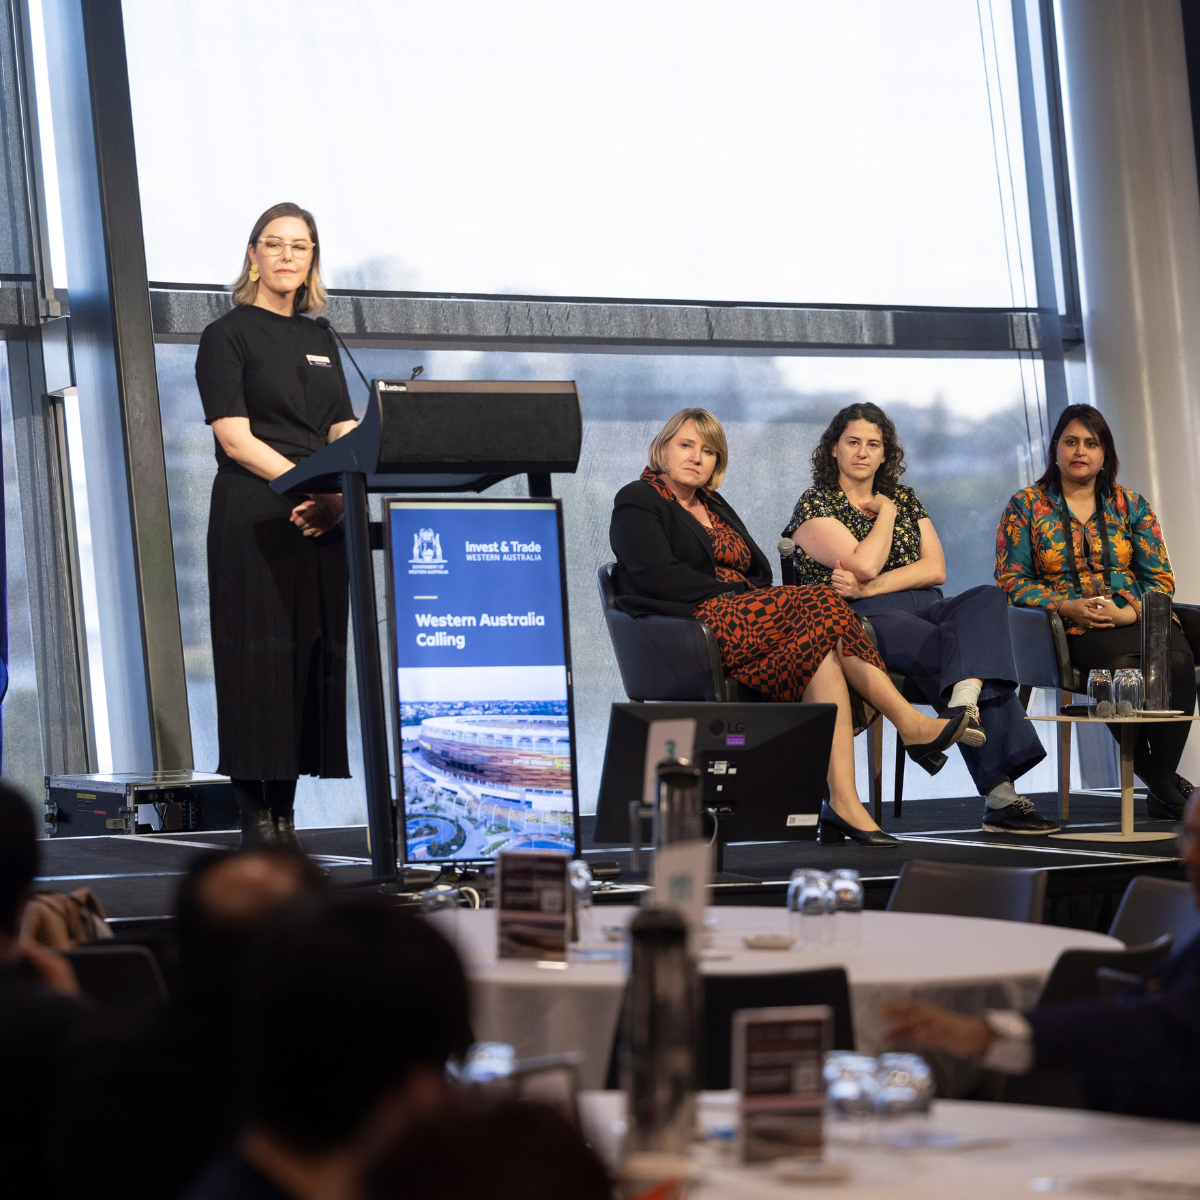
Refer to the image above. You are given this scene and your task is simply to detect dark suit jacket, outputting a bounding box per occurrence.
[54,997,240,1200]
[609,478,773,618]
[0,959,88,1199]
[1026,927,1200,1121]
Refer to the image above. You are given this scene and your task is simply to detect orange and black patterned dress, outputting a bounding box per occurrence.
[641,471,884,702]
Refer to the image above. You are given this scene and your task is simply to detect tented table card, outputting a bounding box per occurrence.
[496,850,569,962]
[733,1004,832,1163]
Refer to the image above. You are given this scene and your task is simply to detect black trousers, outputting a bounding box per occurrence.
[1069,625,1197,782]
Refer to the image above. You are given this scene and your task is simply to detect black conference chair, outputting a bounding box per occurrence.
[1008,605,1079,823]
[1035,935,1173,1007]
[699,967,855,1090]
[1008,602,1200,825]
[998,933,1174,1109]
[65,943,168,1008]
[597,562,756,702]
[1108,876,1200,948]
[886,859,1048,923]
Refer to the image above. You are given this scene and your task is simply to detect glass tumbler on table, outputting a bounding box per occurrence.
[1087,669,1112,718]
[1112,668,1144,716]
[830,868,864,943]
[823,1051,879,1121]
[787,869,832,943]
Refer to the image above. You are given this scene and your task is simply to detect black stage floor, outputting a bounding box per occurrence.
[36,789,1184,936]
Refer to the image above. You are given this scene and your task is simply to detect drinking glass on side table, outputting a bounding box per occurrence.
[1087,669,1112,718]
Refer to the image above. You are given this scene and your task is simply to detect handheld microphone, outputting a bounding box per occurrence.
[777,537,796,556]
[314,315,371,397]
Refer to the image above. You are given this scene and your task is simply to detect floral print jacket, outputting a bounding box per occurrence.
[994,482,1174,634]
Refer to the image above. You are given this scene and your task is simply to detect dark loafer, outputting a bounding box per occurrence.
[1145,778,1187,822]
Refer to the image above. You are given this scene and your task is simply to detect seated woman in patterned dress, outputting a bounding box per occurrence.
[782,402,1056,836]
[608,408,972,849]
[996,404,1196,819]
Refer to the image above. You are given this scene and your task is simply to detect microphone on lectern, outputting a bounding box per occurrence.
[314,315,372,397]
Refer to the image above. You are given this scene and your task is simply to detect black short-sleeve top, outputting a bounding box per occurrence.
[782,483,929,586]
[195,304,356,470]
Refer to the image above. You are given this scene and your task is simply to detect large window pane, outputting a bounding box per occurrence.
[0,344,46,800]
[125,0,1033,307]
[156,343,1058,822]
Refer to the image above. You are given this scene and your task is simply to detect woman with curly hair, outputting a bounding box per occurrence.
[610,408,975,848]
[783,403,1054,835]
[997,404,1195,820]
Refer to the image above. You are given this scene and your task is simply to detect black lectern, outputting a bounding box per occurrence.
[272,380,582,877]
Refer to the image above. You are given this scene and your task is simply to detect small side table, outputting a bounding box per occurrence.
[1027,714,1196,842]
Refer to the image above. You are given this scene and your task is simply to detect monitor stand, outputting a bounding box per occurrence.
[706,807,756,885]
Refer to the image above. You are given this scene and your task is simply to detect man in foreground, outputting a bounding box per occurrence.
[55,847,327,1199]
[183,893,472,1199]
[881,792,1200,1120]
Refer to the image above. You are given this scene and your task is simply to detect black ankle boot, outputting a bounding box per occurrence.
[232,779,277,849]
[273,811,304,852]
[238,805,277,848]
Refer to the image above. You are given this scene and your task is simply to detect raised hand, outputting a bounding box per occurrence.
[858,491,895,519]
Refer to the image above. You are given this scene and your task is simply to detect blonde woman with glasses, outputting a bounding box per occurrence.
[195,202,357,850]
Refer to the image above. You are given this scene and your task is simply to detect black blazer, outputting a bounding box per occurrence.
[609,478,774,618]
[1026,928,1200,1121]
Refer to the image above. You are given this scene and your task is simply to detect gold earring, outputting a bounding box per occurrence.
[248,263,259,282]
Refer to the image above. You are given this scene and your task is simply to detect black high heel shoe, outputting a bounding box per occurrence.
[817,801,901,848]
[903,708,970,777]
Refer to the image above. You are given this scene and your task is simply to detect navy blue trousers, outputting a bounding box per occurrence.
[852,584,1046,795]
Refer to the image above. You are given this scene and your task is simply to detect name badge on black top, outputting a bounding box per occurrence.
[306,354,332,367]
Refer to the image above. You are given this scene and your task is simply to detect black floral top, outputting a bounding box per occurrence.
[783,484,929,586]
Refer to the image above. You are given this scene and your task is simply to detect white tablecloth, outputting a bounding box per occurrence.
[430,906,1118,1089]
[578,1093,1200,1199]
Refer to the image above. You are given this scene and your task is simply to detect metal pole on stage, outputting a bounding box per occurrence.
[341,470,397,878]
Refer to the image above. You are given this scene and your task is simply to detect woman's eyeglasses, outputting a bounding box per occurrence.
[256,238,314,259]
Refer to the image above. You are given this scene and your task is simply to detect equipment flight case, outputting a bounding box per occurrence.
[44,771,237,837]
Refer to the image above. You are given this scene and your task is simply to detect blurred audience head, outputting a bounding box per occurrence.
[241,894,471,1156]
[0,781,38,939]
[1182,791,1200,906]
[366,1099,611,1200]
[174,847,327,1005]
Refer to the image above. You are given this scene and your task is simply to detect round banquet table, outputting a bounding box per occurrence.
[577,1092,1200,1199]
[428,906,1119,1090]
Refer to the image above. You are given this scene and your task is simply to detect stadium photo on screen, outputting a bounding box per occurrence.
[400,700,575,861]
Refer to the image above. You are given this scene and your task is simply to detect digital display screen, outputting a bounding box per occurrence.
[385,499,579,862]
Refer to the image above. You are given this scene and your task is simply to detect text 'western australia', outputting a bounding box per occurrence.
[413,610,546,650]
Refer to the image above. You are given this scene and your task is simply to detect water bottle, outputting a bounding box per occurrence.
[1141,590,1173,711]
[653,759,702,847]
[621,908,698,1156]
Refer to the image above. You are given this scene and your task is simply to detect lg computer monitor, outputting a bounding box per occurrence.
[384,497,581,864]
[592,702,836,845]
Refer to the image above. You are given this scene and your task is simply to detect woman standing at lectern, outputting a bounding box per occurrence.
[196,202,358,848]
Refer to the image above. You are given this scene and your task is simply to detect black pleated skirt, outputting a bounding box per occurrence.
[207,468,350,780]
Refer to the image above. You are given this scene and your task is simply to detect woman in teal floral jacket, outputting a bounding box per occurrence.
[996,404,1195,818]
